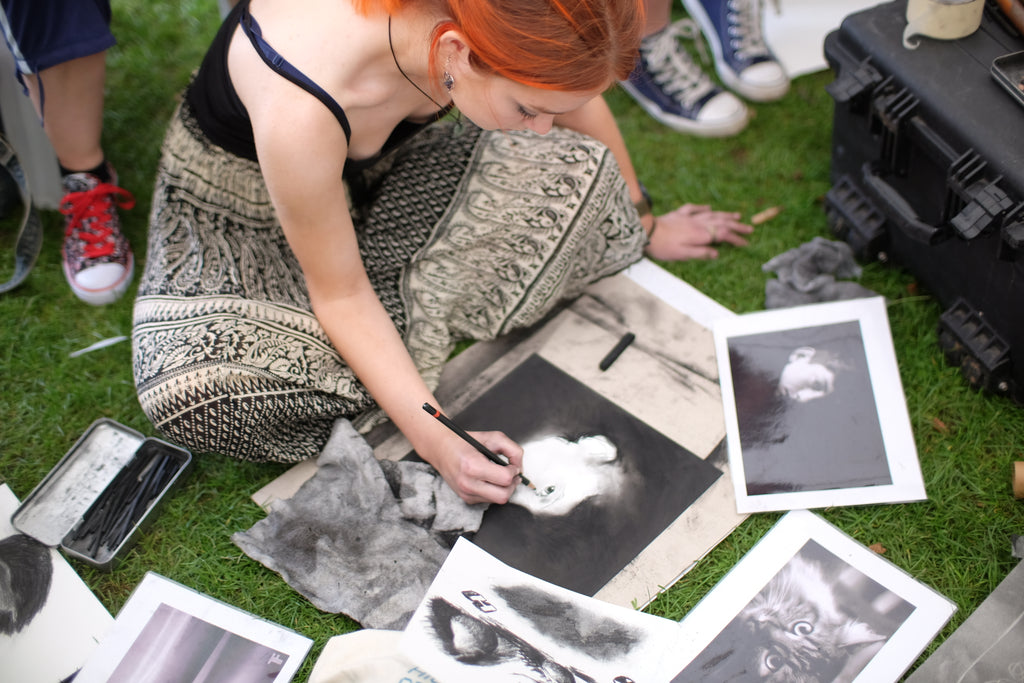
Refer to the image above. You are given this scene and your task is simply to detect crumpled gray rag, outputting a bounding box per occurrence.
[762,236,878,308]
[232,418,487,630]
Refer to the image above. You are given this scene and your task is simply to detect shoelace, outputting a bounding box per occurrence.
[642,20,716,106]
[726,0,770,60]
[60,183,135,259]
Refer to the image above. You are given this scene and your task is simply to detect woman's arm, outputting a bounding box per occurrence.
[249,91,523,504]
[554,96,753,261]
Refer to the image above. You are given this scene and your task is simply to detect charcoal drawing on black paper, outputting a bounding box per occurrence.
[452,354,721,596]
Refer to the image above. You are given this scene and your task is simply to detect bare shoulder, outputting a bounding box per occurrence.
[226,0,437,162]
[228,0,381,114]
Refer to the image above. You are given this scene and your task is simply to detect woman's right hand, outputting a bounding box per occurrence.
[429,429,525,505]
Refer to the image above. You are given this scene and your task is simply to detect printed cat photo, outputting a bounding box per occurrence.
[673,539,913,682]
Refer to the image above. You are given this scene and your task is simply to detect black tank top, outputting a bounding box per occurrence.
[186,0,449,172]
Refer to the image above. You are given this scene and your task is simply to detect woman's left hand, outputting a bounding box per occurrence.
[644,203,754,261]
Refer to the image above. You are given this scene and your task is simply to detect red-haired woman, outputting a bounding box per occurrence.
[132,0,752,504]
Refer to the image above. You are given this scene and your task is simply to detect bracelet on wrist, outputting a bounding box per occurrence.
[633,181,653,218]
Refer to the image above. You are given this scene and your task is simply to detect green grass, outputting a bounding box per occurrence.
[2,2,1023,680]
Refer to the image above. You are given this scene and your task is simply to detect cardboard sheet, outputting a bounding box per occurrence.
[252,259,748,611]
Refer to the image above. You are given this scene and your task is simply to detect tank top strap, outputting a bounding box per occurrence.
[239,4,353,144]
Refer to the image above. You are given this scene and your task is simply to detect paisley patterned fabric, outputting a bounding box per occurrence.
[133,103,646,463]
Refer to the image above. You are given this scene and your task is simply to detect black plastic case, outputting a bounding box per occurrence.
[823,0,1024,401]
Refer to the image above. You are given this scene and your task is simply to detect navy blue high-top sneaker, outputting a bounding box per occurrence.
[681,0,789,102]
[619,19,748,137]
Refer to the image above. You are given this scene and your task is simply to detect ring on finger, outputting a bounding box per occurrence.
[706,224,718,242]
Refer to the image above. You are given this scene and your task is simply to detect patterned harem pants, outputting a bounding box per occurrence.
[132,103,646,463]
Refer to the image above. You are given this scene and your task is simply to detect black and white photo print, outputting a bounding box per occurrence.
[673,539,911,682]
[663,511,955,682]
[104,602,294,683]
[72,572,312,683]
[713,297,926,513]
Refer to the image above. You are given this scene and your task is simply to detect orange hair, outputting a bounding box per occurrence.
[353,0,644,92]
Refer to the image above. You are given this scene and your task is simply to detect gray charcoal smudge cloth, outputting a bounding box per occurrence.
[232,418,487,630]
[762,236,878,308]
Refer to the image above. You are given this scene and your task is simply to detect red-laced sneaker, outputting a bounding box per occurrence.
[60,168,135,305]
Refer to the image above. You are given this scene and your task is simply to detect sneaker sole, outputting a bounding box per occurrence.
[619,81,749,137]
[680,0,791,103]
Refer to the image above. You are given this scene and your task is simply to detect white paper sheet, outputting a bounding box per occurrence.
[763,0,888,77]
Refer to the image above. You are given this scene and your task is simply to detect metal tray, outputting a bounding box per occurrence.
[11,418,192,570]
[992,50,1024,109]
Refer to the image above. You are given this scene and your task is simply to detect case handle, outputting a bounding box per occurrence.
[860,162,948,245]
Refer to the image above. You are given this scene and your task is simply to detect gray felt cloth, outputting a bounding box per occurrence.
[231,419,487,630]
[762,236,878,308]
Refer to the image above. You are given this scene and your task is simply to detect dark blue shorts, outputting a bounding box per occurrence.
[1,0,115,73]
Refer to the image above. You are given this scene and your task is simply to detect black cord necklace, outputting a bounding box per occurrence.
[387,15,449,114]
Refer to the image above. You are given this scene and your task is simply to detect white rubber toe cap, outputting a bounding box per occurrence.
[67,260,134,306]
[733,62,790,102]
[690,91,750,137]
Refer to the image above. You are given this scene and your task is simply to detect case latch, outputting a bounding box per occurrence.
[946,152,1015,240]
[938,298,1014,398]
[824,174,888,261]
[825,56,882,111]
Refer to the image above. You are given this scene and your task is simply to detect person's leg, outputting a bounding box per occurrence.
[645,0,673,33]
[619,0,748,137]
[680,0,789,102]
[20,52,106,173]
[134,103,365,464]
[1,0,134,305]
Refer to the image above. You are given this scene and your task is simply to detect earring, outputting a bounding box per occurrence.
[442,71,454,92]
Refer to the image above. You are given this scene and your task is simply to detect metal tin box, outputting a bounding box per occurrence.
[992,50,1024,110]
[12,418,192,571]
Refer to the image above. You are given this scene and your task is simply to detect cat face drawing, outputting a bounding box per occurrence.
[676,550,890,683]
[737,554,886,682]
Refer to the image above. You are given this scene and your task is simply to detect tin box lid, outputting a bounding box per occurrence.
[12,418,145,547]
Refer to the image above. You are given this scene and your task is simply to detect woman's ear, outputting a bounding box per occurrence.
[436,29,472,74]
